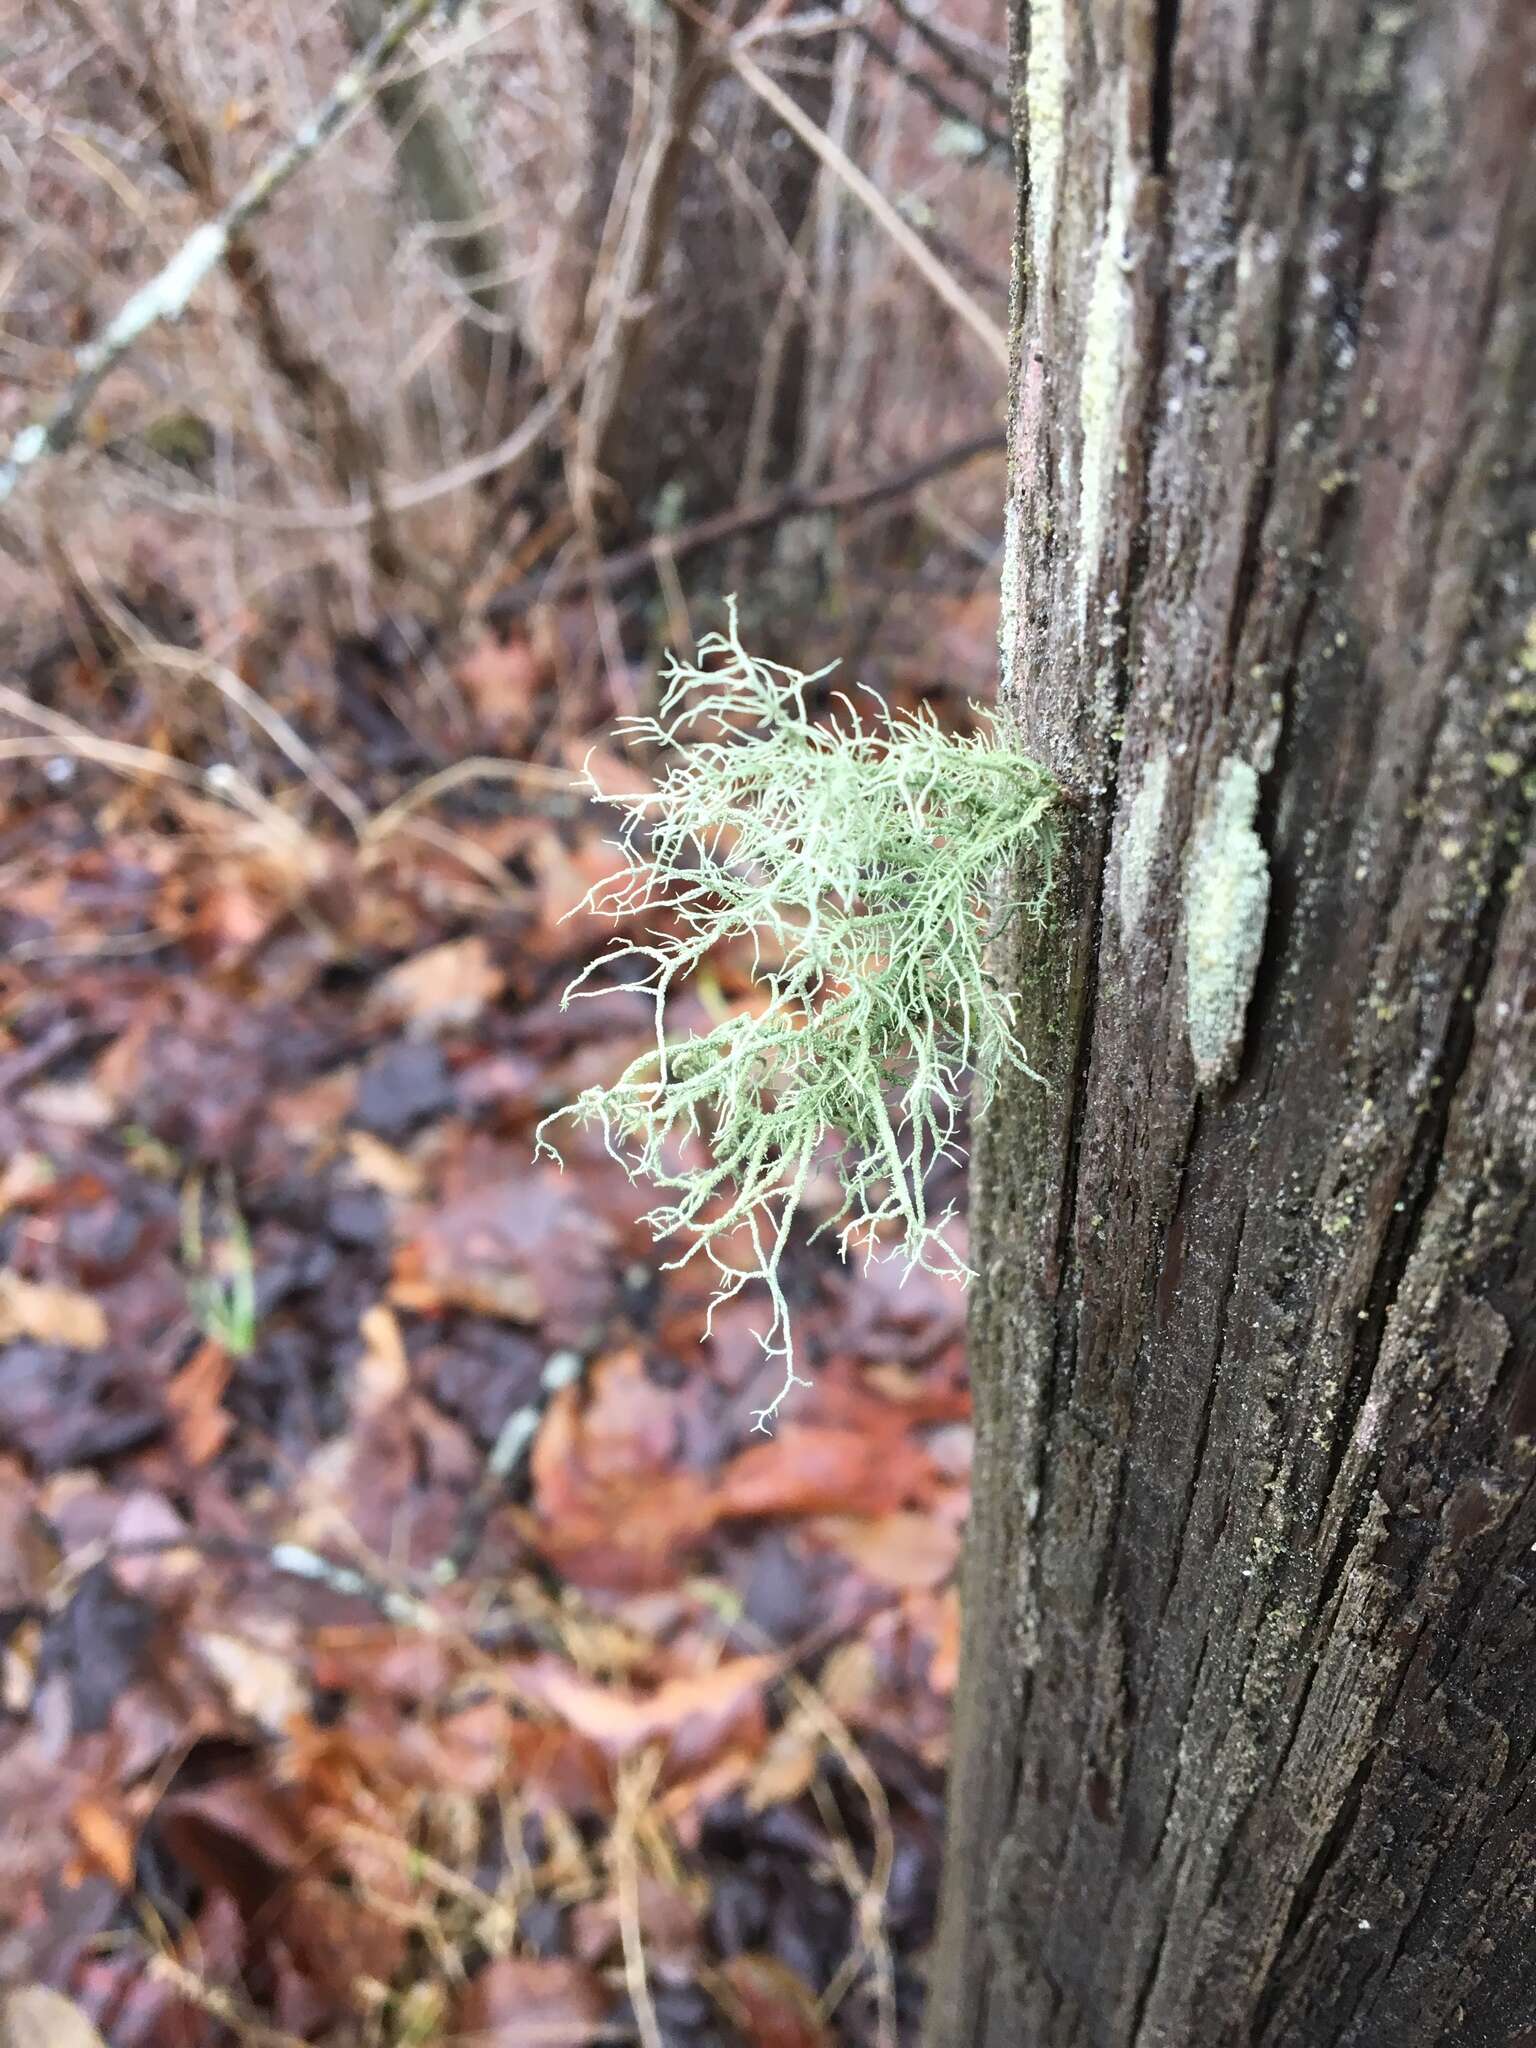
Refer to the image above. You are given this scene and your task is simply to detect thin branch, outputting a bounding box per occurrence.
[614,1753,668,2048]
[106,371,575,533]
[852,23,1011,162]
[485,423,1005,618]
[728,41,1008,370]
[0,0,447,506]
[882,0,1008,108]
[70,0,410,585]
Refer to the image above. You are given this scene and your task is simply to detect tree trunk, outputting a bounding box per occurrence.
[929,5,1536,2045]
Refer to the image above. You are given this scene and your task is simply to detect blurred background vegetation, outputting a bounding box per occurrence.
[1,0,1015,714]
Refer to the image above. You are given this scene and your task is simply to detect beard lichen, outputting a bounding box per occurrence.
[535,603,1062,1428]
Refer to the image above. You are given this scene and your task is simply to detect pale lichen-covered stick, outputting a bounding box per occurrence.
[0,0,452,506]
[536,603,1064,1429]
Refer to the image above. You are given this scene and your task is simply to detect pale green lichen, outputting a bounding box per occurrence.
[1183,757,1270,1086]
[1024,0,1066,289]
[1076,88,1135,620]
[999,494,1024,702]
[536,604,1062,1427]
[1119,751,1169,939]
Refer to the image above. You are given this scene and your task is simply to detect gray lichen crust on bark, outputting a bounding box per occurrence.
[1182,757,1270,1088]
[930,3,1536,2045]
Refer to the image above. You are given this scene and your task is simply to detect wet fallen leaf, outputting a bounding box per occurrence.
[164,1338,232,1466]
[154,1772,308,1916]
[195,1627,309,1736]
[717,1954,833,2048]
[0,1152,56,1215]
[269,1068,357,1143]
[276,1872,409,2010]
[180,877,282,965]
[513,1653,779,1776]
[49,1564,158,1735]
[570,1874,704,1970]
[107,1491,200,1594]
[744,1717,821,1812]
[71,1793,137,1887]
[393,1158,613,1338]
[809,1510,960,1591]
[16,1079,116,1131]
[0,1271,108,1351]
[367,935,505,1036]
[455,627,545,733]
[816,1640,879,1724]
[0,1463,58,1608]
[351,1303,410,1418]
[528,1381,718,1590]
[454,1956,610,2046]
[717,1425,935,1521]
[390,1244,542,1323]
[345,1129,423,1198]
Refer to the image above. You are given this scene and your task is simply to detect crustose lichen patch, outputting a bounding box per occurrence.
[1183,755,1271,1088]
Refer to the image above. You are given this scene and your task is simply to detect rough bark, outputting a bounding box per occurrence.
[929,5,1536,2046]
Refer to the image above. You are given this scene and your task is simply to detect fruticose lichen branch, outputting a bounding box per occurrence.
[535,601,1062,1428]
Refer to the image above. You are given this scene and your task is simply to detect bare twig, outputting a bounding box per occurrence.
[882,0,1008,107]
[0,685,317,853]
[92,595,372,835]
[728,40,1008,369]
[485,423,1004,617]
[107,372,575,533]
[57,0,412,589]
[613,1752,668,2048]
[797,25,867,490]
[0,0,448,505]
[852,23,1011,161]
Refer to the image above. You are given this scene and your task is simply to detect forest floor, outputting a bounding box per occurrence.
[0,580,1000,2048]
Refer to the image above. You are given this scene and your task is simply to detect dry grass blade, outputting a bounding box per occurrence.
[612,1751,668,2048]
[97,602,371,837]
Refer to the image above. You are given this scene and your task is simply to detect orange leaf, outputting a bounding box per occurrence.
[351,1303,410,1419]
[71,1795,136,1887]
[455,1957,609,2046]
[367,936,505,1036]
[513,1654,778,1776]
[455,629,546,733]
[719,1955,833,2048]
[808,1510,960,1590]
[165,1339,232,1467]
[744,1720,821,1812]
[717,1425,935,1520]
